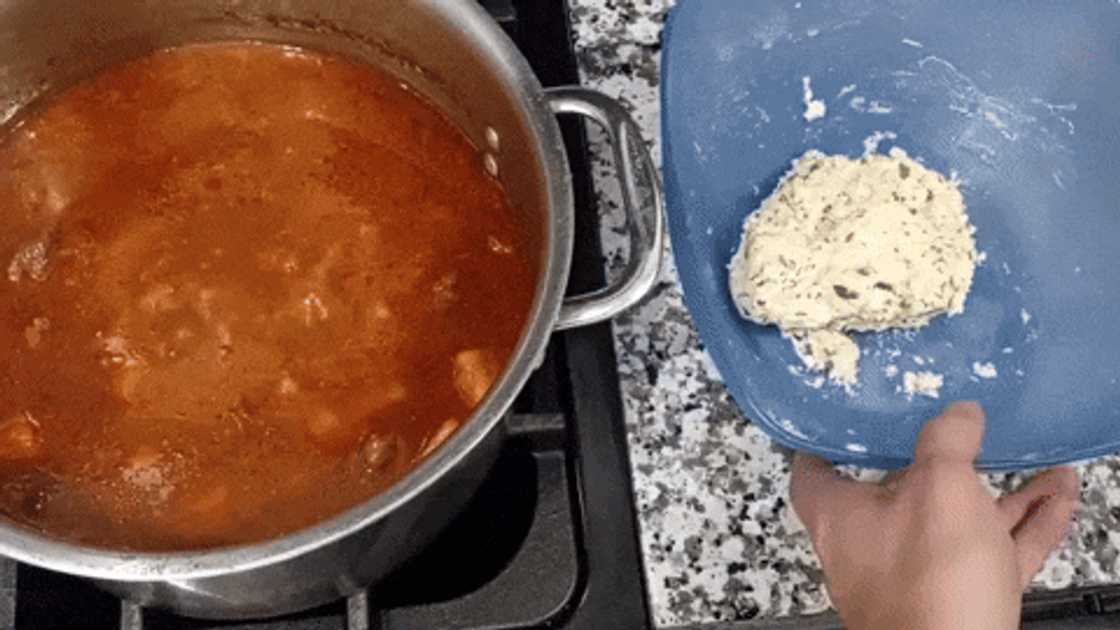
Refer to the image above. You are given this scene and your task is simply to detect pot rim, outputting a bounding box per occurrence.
[0,2,574,581]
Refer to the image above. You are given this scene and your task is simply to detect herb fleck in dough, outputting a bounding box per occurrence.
[728,149,978,386]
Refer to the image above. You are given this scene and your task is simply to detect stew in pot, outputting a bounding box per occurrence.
[0,43,539,550]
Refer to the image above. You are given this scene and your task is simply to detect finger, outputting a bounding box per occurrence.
[790,452,875,534]
[881,468,908,494]
[913,401,986,466]
[998,467,1080,531]
[1012,472,1080,589]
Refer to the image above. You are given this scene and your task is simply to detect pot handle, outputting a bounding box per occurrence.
[545,87,664,331]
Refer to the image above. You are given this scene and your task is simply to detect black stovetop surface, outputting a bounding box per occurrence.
[6,1,652,628]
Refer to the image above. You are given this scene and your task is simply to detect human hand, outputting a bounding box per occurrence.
[790,402,1080,630]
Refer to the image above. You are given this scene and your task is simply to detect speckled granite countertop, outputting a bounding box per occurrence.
[566,0,1120,627]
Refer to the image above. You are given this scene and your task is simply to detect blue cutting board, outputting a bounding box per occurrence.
[661,0,1120,469]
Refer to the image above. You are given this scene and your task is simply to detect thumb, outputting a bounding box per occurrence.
[912,401,986,466]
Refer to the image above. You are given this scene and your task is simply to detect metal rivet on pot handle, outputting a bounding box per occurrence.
[545,87,664,331]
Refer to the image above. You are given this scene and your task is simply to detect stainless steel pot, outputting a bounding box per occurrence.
[0,0,662,620]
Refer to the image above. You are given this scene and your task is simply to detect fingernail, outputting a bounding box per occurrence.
[945,400,983,420]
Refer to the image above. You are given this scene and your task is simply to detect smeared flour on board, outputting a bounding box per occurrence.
[849,95,894,115]
[801,76,827,122]
[728,147,979,389]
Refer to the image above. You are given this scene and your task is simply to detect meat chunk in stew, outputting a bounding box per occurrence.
[453,349,500,408]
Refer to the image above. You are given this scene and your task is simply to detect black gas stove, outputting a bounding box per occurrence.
[4,2,652,628]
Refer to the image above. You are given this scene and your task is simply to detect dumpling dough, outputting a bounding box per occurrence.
[728,149,978,386]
